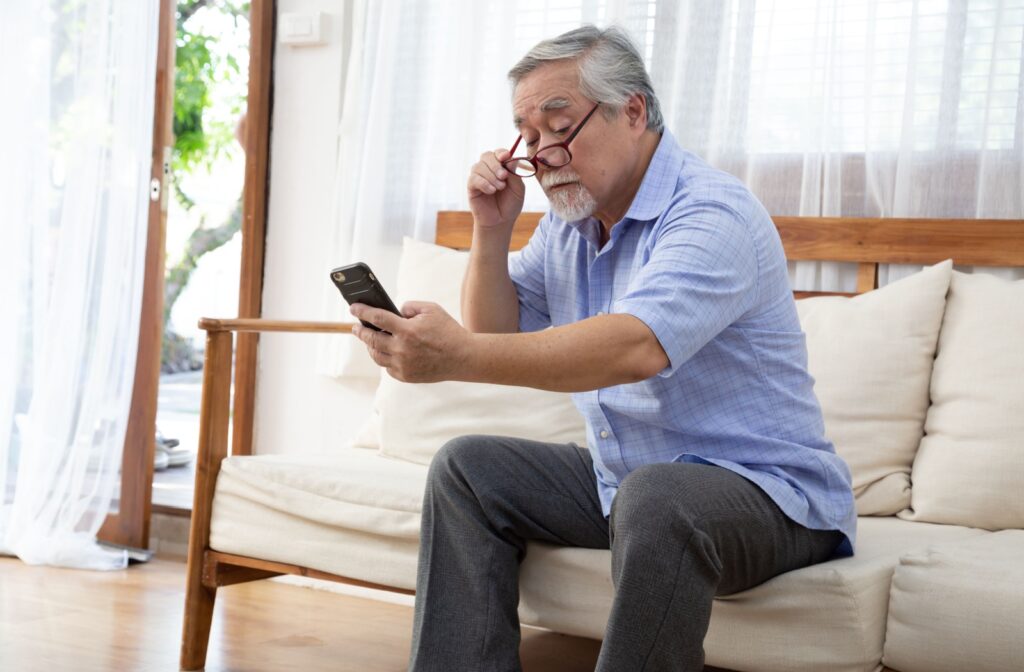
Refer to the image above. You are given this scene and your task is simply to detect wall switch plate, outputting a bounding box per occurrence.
[279,12,325,47]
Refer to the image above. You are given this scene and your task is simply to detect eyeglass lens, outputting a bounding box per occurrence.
[507,146,573,176]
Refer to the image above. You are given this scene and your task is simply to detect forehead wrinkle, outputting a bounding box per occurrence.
[513,96,574,129]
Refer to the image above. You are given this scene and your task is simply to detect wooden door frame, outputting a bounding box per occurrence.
[98,0,176,549]
[99,0,275,548]
[232,0,275,458]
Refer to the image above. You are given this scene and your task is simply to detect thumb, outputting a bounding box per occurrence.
[401,301,440,318]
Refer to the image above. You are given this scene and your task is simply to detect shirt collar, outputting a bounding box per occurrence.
[558,129,685,244]
[621,128,684,223]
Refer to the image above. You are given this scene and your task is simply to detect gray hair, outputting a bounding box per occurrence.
[508,25,664,133]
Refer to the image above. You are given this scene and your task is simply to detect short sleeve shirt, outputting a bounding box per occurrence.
[508,130,857,556]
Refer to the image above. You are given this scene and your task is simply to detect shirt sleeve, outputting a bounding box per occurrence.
[612,200,759,377]
[508,214,552,332]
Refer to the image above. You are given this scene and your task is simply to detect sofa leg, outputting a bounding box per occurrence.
[180,329,233,670]
[180,568,217,671]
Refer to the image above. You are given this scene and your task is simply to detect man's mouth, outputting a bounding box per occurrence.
[547,181,577,191]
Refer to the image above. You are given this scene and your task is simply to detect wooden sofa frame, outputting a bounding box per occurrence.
[180,211,1024,670]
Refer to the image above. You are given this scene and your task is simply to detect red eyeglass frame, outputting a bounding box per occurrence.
[503,102,601,176]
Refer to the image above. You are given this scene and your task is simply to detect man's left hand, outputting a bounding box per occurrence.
[350,301,472,383]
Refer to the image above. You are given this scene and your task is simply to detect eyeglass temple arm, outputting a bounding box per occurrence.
[507,135,523,159]
[564,102,601,146]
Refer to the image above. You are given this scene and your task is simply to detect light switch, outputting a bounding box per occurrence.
[288,15,312,36]
[280,12,325,46]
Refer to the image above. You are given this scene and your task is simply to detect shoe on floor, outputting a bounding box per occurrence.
[154,448,170,471]
[156,439,194,468]
[156,429,179,449]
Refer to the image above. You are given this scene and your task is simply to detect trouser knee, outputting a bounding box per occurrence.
[611,464,695,535]
[426,434,486,488]
[609,464,725,580]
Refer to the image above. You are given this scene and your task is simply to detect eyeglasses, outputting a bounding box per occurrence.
[502,102,601,177]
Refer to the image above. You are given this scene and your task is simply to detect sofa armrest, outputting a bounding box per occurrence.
[198,317,357,334]
[184,316,360,640]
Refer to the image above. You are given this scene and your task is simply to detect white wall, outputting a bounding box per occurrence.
[253,0,377,457]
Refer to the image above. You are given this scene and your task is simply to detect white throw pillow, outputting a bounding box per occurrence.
[361,237,588,466]
[796,260,952,516]
[899,271,1024,529]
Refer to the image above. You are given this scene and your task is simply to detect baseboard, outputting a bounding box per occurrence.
[150,511,191,561]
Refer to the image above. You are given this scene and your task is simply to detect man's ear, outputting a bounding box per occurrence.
[623,93,647,132]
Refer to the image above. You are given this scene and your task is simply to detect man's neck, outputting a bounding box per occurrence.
[594,130,662,237]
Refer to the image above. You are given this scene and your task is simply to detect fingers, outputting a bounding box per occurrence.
[369,348,393,368]
[352,323,396,372]
[468,172,500,196]
[350,304,404,333]
[468,148,513,195]
[481,148,510,185]
[352,322,393,353]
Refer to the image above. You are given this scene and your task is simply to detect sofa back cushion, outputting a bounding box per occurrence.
[795,260,952,515]
[898,270,1024,529]
[361,237,588,465]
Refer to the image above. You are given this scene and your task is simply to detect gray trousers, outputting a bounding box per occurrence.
[409,435,843,672]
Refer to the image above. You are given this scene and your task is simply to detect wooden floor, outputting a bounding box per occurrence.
[2,555,894,672]
[0,555,608,672]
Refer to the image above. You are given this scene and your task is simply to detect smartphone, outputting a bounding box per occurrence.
[330,262,402,332]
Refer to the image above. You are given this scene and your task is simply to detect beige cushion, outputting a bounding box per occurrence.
[883,530,1024,672]
[519,517,986,672]
[795,260,952,516]
[212,450,995,672]
[209,451,428,589]
[368,237,588,465]
[900,271,1024,529]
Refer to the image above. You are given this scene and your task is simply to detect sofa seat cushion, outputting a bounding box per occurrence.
[210,453,988,672]
[209,451,429,590]
[882,530,1024,672]
[518,517,987,672]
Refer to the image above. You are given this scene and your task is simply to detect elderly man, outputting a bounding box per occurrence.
[350,25,856,672]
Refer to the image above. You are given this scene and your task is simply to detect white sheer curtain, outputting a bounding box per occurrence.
[319,0,1024,376]
[0,0,160,569]
[656,0,1024,288]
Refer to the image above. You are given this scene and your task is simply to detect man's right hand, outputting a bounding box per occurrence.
[467,148,526,232]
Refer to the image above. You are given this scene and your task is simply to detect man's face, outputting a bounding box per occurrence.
[512,60,635,222]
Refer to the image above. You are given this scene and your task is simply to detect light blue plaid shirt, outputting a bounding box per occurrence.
[508,130,856,556]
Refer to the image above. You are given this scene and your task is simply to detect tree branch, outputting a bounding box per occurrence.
[178,0,211,26]
[164,198,243,324]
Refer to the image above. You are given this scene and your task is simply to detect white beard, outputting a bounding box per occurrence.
[541,169,598,222]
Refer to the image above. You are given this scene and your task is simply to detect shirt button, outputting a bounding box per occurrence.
[599,429,609,439]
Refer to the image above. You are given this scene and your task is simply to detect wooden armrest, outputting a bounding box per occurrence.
[198,317,357,334]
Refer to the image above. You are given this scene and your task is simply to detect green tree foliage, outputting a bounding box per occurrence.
[162,0,249,372]
[172,0,248,209]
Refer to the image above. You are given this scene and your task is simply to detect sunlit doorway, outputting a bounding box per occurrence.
[153,0,250,513]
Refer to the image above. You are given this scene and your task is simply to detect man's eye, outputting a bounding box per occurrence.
[555,127,571,135]
[525,139,539,147]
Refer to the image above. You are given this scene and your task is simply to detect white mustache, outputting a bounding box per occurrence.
[541,170,580,189]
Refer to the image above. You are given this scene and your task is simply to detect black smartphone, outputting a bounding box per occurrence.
[330,262,402,332]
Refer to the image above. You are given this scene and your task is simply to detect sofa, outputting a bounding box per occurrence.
[180,213,1024,672]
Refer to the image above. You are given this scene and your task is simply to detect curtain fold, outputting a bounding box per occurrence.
[0,0,160,569]
[319,0,1024,377]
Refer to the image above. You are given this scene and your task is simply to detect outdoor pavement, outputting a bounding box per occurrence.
[153,370,205,510]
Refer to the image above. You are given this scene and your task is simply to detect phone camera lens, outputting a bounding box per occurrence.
[332,271,346,282]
